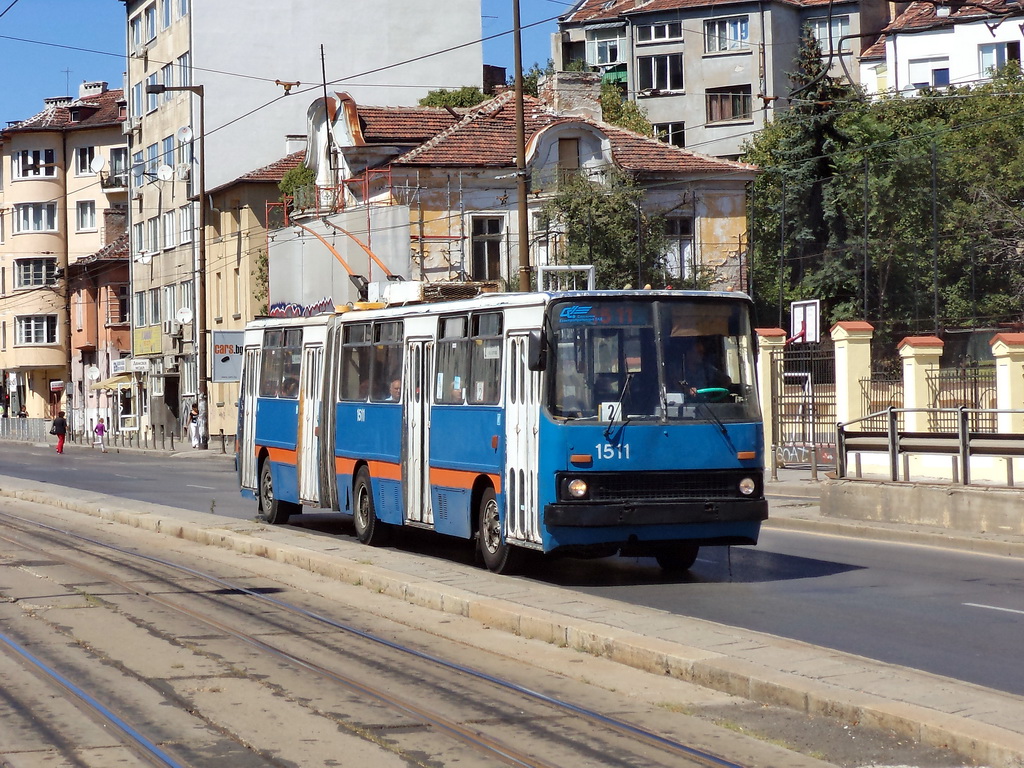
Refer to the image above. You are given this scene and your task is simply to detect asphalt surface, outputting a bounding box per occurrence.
[2,441,1023,767]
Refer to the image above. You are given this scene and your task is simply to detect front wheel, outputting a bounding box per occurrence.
[655,544,700,574]
[353,467,390,546]
[259,461,292,525]
[477,487,522,574]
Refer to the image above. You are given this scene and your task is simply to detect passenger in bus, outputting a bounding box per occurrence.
[281,377,299,398]
[386,378,401,402]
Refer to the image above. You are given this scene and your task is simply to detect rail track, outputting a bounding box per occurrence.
[0,506,761,767]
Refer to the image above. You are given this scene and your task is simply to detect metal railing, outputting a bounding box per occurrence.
[837,407,1024,486]
[926,366,997,432]
[859,376,904,430]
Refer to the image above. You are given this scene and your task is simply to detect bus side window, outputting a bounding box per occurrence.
[340,323,371,401]
[468,312,502,405]
[370,321,404,402]
[436,315,468,404]
[259,329,284,397]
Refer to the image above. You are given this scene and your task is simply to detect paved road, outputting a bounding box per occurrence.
[5,440,1024,696]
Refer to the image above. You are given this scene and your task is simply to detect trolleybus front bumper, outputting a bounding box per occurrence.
[544,498,768,528]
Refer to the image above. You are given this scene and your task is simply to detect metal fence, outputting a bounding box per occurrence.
[926,366,997,432]
[0,418,52,443]
[859,376,905,431]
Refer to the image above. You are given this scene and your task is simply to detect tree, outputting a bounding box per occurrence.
[279,164,315,201]
[599,81,653,136]
[419,86,488,108]
[541,170,666,289]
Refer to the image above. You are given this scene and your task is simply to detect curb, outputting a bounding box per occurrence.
[2,478,1023,768]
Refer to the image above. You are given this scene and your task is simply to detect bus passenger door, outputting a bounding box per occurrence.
[297,344,324,505]
[504,333,541,545]
[404,339,432,525]
[238,345,261,492]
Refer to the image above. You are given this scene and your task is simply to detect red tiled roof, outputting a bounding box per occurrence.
[235,150,305,183]
[356,106,464,144]
[561,0,854,23]
[74,231,130,267]
[393,92,755,177]
[886,0,1024,32]
[4,88,124,134]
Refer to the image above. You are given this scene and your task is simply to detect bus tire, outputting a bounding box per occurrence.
[353,468,390,546]
[655,544,699,574]
[478,487,521,574]
[258,461,292,525]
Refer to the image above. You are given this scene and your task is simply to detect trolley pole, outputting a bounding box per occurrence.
[513,0,531,292]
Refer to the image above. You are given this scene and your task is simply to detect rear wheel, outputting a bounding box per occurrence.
[478,487,522,574]
[258,461,292,525]
[353,467,390,546]
[655,544,700,574]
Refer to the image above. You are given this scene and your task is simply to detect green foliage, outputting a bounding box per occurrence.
[251,247,269,315]
[743,33,1024,335]
[541,170,667,289]
[599,81,653,136]
[419,86,489,108]
[278,165,315,202]
[510,61,553,97]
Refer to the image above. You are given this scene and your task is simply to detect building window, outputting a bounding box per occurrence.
[14,203,57,233]
[664,217,694,281]
[15,258,57,288]
[146,143,159,177]
[163,210,176,249]
[161,135,175,167]
[110,147,129,186]
[178,0,189,17]
[161,63,174,100]
[76,201,97,231]
[146,218,160,253]
[162,284,177,322]
[134,291,147,327]
[979,41,1020,76]
[76,146,96,175]
[180,204,194,243]
[14,149,56,178]
[130,14,142,48]
[909,57,951,89]
[177,52,192,87]
[636,22,683,43]
[16,315,57,345]
[149,288,161,325]
[470,216,503,281]
[160,0,171,29]
[146,74,159,112]
[655,121,685,147]
[808,15,850,55]
[704,16,750,53]
[180,279,193,314]
[638,53,684,92]
[132,222,144,255]
[144,3,157,41]
[706,85,753,122]
[586,27,625,66]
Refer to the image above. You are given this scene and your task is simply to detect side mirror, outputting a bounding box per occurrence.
[527,329,546,371]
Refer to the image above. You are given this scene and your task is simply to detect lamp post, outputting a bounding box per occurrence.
[145,82,208,449]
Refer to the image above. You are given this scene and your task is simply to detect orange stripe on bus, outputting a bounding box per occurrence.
[264,446,296,464]
[367,460,402,481]
[430,467,501,494]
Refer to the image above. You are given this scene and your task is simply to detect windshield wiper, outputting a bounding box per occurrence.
[692,397,736,453]
[603,372,633,439]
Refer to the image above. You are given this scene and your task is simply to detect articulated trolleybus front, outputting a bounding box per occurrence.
[238,290,768,573]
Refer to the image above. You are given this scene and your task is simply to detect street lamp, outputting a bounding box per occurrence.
[146,82,209,449]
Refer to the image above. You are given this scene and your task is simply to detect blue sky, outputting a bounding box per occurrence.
[0,0,567,125]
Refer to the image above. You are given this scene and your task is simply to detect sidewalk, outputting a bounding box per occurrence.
[0,472,1021,767]
[766,467,1024,559]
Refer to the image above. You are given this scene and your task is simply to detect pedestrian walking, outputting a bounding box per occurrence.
[18,405,27,418]
[189,404,200,448]
[51,411,67,454]
[93,417,108,453]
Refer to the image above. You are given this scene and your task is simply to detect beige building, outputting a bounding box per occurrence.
[0,83,128,420]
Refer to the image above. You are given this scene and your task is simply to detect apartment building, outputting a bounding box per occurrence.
[120,0,484,443]
[0,82,128,421]
[555,0,893,158]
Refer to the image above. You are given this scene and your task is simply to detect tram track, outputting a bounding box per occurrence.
[0,507,762,768]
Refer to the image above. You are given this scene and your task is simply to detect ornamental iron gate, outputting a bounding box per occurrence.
[926,365,997,433]
[770,343,836,467]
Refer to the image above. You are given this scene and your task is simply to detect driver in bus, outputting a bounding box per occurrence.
[681,338,730,397]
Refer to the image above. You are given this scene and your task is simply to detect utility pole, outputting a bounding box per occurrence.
[513,0,531,292]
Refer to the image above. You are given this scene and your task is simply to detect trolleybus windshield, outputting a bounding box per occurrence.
[548,298,759,423]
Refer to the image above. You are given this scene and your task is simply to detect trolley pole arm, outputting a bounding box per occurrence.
[290,221,369,300]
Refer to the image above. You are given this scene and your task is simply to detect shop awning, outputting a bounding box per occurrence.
[89,373,133,390]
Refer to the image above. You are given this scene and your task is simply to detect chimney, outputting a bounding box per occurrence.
[285,135,307,155]
[538,71,603,121]
[103,207,127,246]
[79,81,108,98]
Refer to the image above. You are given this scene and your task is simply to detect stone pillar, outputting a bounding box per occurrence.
[898,336,943,432]
[830,321,874,426]
[990,333,1024,433]
[756,328,787,472]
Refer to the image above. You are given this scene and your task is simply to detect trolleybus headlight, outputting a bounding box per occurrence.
[567,478,589,498]
[738,477,757,496]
